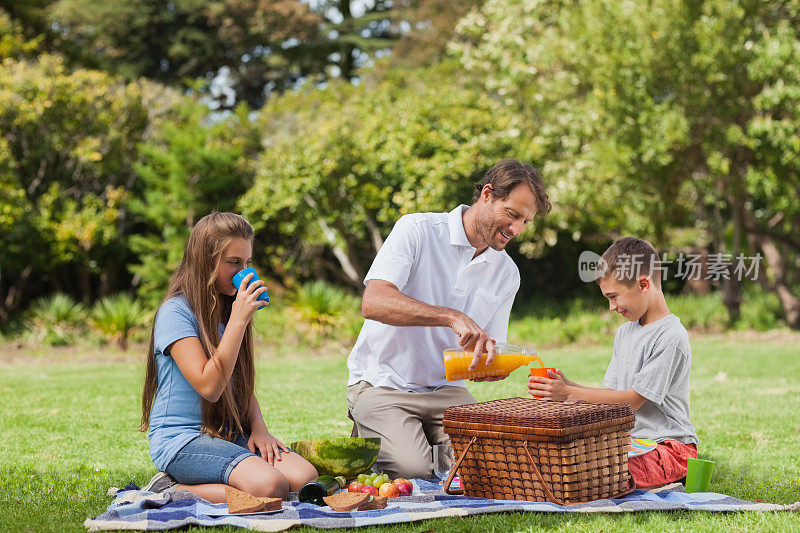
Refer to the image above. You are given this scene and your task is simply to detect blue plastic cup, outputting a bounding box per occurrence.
[231,268,270,308]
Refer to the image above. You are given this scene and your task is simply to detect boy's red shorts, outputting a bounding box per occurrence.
[628,439,698,488]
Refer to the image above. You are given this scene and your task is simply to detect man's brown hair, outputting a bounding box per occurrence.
[596,236,661,286]
[472,158,551,216]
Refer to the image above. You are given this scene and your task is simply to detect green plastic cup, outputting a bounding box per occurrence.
[685,458,714,493]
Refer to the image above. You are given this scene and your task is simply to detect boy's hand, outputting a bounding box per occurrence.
[528,368,572,402]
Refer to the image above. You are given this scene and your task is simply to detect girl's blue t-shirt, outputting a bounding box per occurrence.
[148,295,212,471]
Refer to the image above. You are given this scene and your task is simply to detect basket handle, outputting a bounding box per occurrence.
[443,436,475,495]
[522,441,564,505]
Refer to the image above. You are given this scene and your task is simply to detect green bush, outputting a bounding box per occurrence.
[90,294,146,351]
[291,281,362,347]
[509,297,617,348]
[25,294,87,346]
[292,281,357,332]
[509,285,789,348]
[667,293,728,331]
[737,285,785,331]
[251,285,363,352]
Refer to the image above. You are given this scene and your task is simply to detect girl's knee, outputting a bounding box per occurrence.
[280,457,318,491]
[236,470,289,498]
[256,471,290,498]
[229,458,290,498]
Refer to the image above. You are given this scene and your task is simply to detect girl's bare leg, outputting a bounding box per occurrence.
[174,483,228,503]
[173,452,318,502]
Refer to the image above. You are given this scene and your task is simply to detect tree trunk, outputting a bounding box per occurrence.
[304,195,363,289]
[747,234,773,292]
[100,264,115,297]
[79,265,93,305]
[681,249,711,294]
[751,233,800,329]
[0,265,34,323]
[742,209,800,329]
[365,217,384,253]
[723,193,744,325]
[338,0,356,80]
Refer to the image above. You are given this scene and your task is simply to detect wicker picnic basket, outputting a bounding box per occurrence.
[442,397,636,504]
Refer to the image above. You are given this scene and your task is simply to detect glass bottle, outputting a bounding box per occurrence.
[298,475,347,506]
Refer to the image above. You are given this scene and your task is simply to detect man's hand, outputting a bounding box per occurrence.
[449,313,495,371]
[362,280,500,375]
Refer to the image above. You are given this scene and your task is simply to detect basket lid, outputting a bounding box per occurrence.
[443,397,633,432]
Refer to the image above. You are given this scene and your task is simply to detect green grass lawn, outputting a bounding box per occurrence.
[1,335,799,532]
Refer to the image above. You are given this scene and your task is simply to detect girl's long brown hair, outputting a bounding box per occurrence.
[140,212,256,440]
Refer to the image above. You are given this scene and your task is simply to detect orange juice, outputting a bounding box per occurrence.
[443,345,543,381]
[529,366,558,398]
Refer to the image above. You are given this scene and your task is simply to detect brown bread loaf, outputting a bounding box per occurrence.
[357,495,388,510]
[225,486,282,514]
[322,491,370,511]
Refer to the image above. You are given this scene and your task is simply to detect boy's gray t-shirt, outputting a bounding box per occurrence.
[603,314,698,445]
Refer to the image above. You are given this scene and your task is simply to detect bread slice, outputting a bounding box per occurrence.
[357,495,388,511]
[225,486,282,514]
[323,491,370,512]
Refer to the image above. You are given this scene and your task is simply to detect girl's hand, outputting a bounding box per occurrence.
[528,368,572,402]
[231,272,268,324]
[248,427,290,466]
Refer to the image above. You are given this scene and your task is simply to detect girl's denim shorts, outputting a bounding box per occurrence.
[165,434,256,485]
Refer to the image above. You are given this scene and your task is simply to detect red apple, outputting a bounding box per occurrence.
[378,482,400,498]
[360,484,379,496]
[392,477,411,486]
[348,481,364,493]
[395,481,412,496]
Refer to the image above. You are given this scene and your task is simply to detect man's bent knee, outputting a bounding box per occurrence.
[376,453,431,479]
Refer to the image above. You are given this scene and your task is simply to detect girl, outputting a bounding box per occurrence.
[140,212,318,503]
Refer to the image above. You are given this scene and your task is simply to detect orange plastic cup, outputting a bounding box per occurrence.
[529,367,558,399]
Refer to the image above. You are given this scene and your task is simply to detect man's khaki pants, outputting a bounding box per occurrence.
[346,380,476,479]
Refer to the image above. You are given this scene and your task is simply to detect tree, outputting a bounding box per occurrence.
[0,7,43,60]
[452,0,800,327]
[0,2,50,41]
[48,0,321,109]
[385,0,485,69]
[0,54,149,319]
[239,63,520,288]
[295,0,400,83]
[128,99,262,306]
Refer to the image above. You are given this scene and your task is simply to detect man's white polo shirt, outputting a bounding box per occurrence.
[347,205,521,392]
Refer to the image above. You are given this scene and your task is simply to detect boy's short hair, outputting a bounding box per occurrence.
[596,237,661,286]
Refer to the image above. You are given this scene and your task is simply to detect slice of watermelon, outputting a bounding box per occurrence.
[291,438,381,478]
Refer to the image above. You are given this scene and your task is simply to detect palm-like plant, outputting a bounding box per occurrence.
[91,294,146,350]
[291,281,352,333]
[26,294,87,346]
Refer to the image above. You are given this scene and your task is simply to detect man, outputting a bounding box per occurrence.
[346,158,551,478]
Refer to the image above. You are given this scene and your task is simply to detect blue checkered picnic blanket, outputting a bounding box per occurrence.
[84,478,799,531]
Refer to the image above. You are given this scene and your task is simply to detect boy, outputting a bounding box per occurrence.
[528,237,698,488]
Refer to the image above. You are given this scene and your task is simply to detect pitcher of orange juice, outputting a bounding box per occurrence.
[443,342,543,381]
